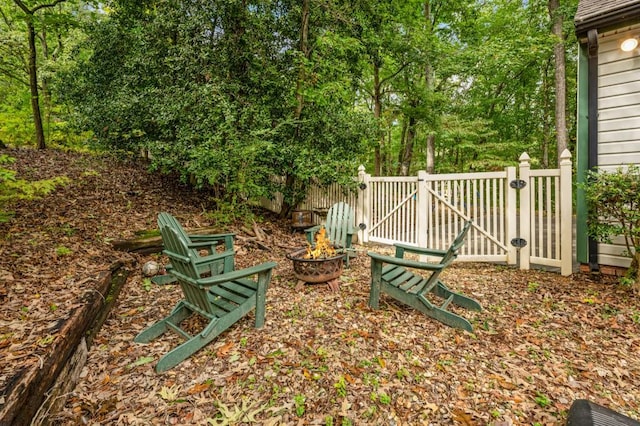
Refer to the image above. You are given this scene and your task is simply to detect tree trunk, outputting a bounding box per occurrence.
[424,0,436,174]
[40,26,52,143]
[280,0,311,219]
[294,0,310,124]
[426,133,435,173]
[13,0,68,150]
[278,174,299,220]
[399,114,416,176]
[26,18,46,149]
[373,62,383,176]
[627,252,640,294]
[541,58,551,168]
[396,117,408,174]
[549,0,567,165]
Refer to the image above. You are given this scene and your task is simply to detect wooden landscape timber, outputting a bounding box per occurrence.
[112,226,225,254]
[0,262,129,426]
[112,224,290,254]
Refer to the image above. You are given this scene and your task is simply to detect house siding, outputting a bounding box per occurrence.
[596,24,640,267]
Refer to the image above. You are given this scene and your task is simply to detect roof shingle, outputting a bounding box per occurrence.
[575,0,640,34]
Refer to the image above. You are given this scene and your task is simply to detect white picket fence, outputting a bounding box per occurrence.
[262,150,573,275]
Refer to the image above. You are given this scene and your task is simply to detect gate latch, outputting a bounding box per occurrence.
[510,179,526,189]
[511,238,527,248]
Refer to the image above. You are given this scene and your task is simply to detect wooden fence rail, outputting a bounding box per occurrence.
[261,150,573,275]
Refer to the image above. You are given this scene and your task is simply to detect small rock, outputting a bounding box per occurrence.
[142,261,160,277]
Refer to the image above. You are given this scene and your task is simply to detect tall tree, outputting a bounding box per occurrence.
[548,0,568,165]
[424,0,436,174]
[11,0,67,149]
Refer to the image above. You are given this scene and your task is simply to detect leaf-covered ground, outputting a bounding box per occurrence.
[2,149,639,425]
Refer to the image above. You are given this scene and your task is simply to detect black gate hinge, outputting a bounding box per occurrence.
[511,238,527,248]
[510,179,526,189]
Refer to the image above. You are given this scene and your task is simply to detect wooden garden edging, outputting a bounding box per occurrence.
[0,262,129,426]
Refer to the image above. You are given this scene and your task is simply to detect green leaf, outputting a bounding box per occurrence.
[127,356,154,369]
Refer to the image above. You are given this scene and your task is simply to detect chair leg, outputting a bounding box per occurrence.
[155,318,223,373]
[416,294,474,332]
[134,302,192,343]
[369,260,382,309]
[431,281,482,311]
[254,275,269,329]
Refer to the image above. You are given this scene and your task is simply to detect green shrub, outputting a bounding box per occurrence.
[583,165,640,286]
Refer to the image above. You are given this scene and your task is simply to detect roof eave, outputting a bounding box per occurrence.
[575,3,640,37]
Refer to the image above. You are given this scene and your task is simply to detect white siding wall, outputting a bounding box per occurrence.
[597,24,640,267]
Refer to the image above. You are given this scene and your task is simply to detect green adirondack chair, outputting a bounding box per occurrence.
[134,225,277,373]
[305,202,358,267]
[367,221,482,332]
[151,212,235,285]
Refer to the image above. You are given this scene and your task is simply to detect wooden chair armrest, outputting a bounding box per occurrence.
[191,249,235,267]
[188,233,235,242]
[198,261,277,286]
[163,248,233,264]
[344,233,353,248]
[393,243,448,258]
[305,225,322,245]
[187,240,225,250]
[368,252,445,271]
[188,234,235,249]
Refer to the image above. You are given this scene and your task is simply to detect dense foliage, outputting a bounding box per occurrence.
[2,0,579,213]
[584,166,640,287]
[60,0,375,213]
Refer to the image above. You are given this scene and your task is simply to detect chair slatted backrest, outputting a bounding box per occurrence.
[159,225,216,316]
[394,220,472,267]
[325,202,355,249]
[158,212,184,234]
[158,212,234,249]
[440,220,472,265]
[158,212,234,274]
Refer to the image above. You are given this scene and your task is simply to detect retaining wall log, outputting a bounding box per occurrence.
[0,262,129,426]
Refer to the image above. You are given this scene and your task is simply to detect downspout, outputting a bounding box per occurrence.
[587,29,599,272]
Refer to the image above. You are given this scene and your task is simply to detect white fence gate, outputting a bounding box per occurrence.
[263,150,573,275]
[358,167,518,263]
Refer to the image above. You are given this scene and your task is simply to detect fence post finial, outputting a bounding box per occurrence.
[559,150,573,276]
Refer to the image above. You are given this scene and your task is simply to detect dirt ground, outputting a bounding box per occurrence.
[1,148,639,425]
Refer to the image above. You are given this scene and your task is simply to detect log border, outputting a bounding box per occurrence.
[0,262,129,426]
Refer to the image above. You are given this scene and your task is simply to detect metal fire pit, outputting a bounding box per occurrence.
[287,247,344,283]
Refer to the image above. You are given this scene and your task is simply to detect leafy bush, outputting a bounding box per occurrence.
[583,165,640,286]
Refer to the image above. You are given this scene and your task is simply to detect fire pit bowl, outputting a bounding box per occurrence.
[287,247,344,283]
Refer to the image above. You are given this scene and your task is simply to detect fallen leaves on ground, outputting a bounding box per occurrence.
[1,148,639,425]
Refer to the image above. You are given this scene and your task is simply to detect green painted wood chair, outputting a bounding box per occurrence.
[367,221,481,332]
[305,202,358,267]
[151,212,235,285]
[135,225,277,373]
